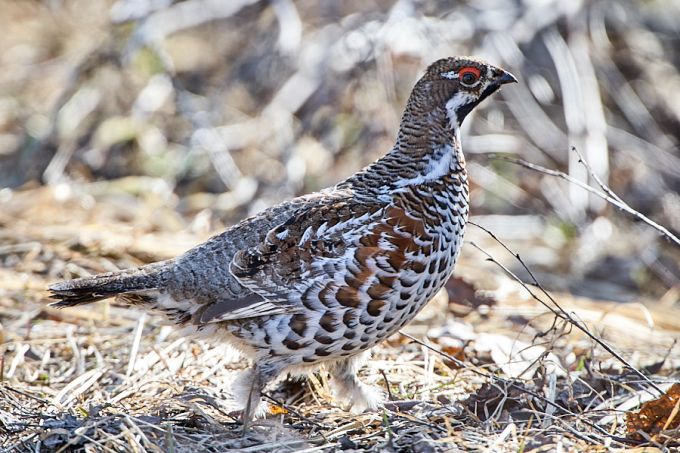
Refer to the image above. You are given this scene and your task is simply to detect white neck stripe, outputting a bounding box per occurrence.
[395,145,456,187]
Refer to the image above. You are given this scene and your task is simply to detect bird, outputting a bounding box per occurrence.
[49,56,517,421]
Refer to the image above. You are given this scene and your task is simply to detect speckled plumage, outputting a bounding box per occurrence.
[49,57,516,419]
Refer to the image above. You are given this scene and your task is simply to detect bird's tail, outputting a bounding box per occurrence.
[48,261,173,308]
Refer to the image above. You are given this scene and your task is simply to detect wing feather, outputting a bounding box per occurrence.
[229,198,388,304]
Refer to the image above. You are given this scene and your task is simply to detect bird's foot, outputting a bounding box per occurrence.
[329,353,385,413]
[334,381,385,414]
[229,363,282,432]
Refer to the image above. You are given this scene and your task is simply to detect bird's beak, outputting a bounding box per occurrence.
[496,70,518,85]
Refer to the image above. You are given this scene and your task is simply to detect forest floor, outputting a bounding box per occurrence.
[1,182,679,452]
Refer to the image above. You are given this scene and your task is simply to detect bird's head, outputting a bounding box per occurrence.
[411,56,517,128]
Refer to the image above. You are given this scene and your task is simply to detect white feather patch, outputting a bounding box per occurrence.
[445,91,475,130]
[204,301,297,323]
[395,145,455,187]
[298,225,314,246]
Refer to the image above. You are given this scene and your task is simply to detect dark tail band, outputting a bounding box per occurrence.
[49,260,172,308]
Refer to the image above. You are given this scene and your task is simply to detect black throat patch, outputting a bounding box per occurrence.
[455,84,502,126]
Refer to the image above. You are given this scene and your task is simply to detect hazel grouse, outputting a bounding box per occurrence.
[50,56,517,420]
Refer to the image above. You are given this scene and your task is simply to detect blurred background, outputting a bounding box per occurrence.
[1,0,679,302]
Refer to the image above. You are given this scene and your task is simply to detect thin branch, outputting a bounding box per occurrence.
[399,332,635,446]
[467,221,664,395]
[496,152,680,248]
[261,393,332,434]
[570,147,625,205]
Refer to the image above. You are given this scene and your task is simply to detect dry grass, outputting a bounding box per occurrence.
[1,184,679,452]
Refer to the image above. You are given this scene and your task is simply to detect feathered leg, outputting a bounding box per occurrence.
[231,362,283,430]
[329,351,385,413]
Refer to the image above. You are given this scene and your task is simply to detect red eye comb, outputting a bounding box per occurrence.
[459,67,481,78]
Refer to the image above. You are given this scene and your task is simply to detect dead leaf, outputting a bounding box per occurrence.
[445,276,496,317]
[269,405,289,415]
[440,345,466,369]
[626,383,680,440]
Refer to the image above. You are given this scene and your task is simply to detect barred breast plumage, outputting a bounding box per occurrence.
[49,56,517,421]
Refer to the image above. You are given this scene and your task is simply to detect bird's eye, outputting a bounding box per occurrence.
[459,67,481,86]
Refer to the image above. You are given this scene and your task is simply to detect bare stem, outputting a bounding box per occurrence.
[467,220,664,396]
[399,331,635,446]
[496,151,680,248]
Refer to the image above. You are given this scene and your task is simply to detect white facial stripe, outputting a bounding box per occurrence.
[445,97,458,129]
[445,91,475,129]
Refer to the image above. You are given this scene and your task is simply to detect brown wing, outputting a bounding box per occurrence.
[230,197,432,321]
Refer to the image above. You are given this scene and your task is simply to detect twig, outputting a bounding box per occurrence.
[384,409,447,434]
[261,393,332,435]
[496,151,680,247]
[399,332,636,446]
[467,221,664,395]
[3,384,50,405]
[126,312,147,378]
[379,369,394,401]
